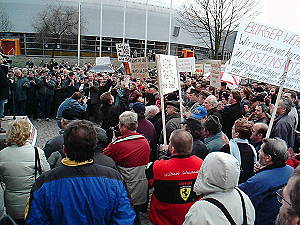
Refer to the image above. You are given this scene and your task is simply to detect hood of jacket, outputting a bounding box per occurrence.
[193,152,240,195]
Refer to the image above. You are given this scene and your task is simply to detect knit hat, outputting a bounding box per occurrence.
[129,102,146,114]
[204,115,222,134]
[182,118,204,130]
[191,106,207,120]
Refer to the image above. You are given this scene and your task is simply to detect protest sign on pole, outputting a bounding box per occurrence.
[130,57,148,79]
[210,60,221,89]
[116,43,131,62]
[96,57,111,66]
[156,54,179,145]
[226,19,300,91]
[266,58,291,138]
[177,57,196,73]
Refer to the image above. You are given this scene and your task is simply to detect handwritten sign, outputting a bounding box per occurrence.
[226,19,300,91]
[177,57,195,73]
[130,57,148,79]
[210,60,221,89]
[156,54,179,95]
[96,57,111,65]
[116,43,131,62]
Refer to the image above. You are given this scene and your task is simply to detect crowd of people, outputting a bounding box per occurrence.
[0,55,300,225]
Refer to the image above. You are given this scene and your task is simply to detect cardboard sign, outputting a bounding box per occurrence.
[96,57,111,65]
[130,57,148,79]
[177,57,196,73]
[156,54,179,95]
[226,19,300,91]
[116,43,131,62]
[210,60,221,89]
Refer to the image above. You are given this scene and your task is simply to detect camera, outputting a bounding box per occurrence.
[109,125,121,137]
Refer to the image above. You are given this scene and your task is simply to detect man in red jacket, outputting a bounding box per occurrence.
[103,111,150,225]
[146,129,203,225]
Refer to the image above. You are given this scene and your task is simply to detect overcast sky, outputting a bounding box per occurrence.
[257,0,300,33]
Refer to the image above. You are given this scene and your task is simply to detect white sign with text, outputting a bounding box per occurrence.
[116,43,131,62]
[130,57,148,79]
[96,57,111,65]
[226,19,300,91]
[156,54,179,95]
[177,57,196,73]
[210,60,222,89]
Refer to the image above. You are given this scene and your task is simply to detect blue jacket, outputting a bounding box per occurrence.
[25,159,135,225]
[239,165,293,225]
[15,77,30,101]
[56,97,87,119]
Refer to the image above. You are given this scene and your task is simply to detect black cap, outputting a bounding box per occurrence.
[165,101,180,110]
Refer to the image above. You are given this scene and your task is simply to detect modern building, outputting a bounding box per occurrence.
[0,0,233,60]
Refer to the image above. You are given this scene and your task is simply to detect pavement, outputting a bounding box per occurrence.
[32,118,152,225]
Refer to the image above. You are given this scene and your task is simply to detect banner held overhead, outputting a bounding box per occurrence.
[226,19,300,91]
[116,43,131,62]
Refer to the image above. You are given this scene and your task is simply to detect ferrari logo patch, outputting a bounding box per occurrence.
[180,186,191,201]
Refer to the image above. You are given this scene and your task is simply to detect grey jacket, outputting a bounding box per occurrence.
[184,152,255,225]
[0,143,50,219]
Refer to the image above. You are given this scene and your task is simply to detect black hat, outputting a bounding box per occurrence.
[204,115,222,134]
[165,101,180,110]
[182,118,204,130]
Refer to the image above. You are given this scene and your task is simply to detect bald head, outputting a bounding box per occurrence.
[250,123,268,143]
[170,129,193,155]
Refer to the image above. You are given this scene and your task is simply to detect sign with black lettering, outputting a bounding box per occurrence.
[226,19,300,91]
[130,57,148,79]
[116,43,131,62]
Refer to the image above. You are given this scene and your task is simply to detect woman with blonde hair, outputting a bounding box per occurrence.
[0,119,50,224]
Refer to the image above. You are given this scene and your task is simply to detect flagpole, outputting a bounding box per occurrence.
[122,0,127,44]
[144,0,149,57]
[99,0,103,57]
[77,0,81,66]
[168,0,173,55]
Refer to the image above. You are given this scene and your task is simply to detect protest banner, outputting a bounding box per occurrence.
[156,54,179,95]
[130,57,148,79]
[96,57,111,65]
[210,60,222,89]
[156,54,180,145]
[194,63,204,75]
[177,57,196,73]
[116,43,131,62]
[226,19,300,91]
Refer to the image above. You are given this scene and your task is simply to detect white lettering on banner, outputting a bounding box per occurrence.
[210,60,221,89]
[96,57,111,65]
[177,57,196,73]
[130,57,148,79]
[156,54,179,95]
[116,43,131,62]
[226,19,300,91]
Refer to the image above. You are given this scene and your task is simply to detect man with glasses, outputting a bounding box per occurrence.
[239,138,293,225]
[276,166,300,225]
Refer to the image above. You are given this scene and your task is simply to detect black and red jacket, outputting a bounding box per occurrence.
[146,154,203,225]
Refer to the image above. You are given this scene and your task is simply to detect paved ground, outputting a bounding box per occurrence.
[33,119,152,225]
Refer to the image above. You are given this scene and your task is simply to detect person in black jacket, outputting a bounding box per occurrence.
[0,56,10,119]
[221,90,243,139]
[204,95,223,125]
[182,118,208,160]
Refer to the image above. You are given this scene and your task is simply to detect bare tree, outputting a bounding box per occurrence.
[32,3,84,58]
[178,0,260,59]
[0,7,13,33]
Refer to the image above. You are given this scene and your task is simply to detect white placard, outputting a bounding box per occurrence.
[226,19,300,91]
[210,60,221,89]
[130,57,148,79]
[156,54,179,95]
[116,43,131,62]
[177,57,196,73]
[96,57,111,65]
[204,64,226,73]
